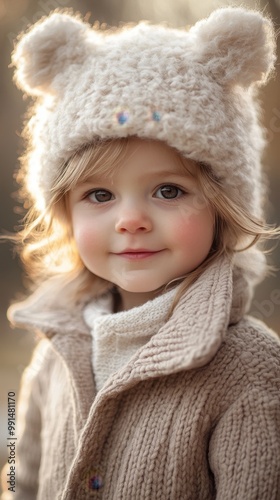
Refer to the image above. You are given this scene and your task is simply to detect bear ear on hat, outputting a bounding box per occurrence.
[12,12,93,96]
[191,7,276,87]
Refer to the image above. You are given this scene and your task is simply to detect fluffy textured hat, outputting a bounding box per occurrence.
[13,7,276,216]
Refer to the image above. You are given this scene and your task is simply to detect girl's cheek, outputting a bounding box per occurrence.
[170,212,214,247]
[73,219,101,250]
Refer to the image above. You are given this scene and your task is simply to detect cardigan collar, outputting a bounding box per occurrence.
[8,255,248,377]
[83,284,178,338]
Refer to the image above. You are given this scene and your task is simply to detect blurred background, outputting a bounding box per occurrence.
[0,0,279,480]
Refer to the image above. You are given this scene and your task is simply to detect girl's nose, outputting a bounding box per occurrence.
[115,207,152,234]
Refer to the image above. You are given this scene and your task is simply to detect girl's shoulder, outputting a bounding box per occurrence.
[228,315,280,358]
[212,316,280,389]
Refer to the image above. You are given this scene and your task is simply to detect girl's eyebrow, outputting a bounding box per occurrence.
[136,170,197,186]
[142,169,190,178]
[73,165,195,189]
[131,168,197,183]
[79,168,193,185]
[76,174,110,186]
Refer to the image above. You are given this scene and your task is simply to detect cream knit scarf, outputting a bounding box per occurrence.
[83,287,177,391]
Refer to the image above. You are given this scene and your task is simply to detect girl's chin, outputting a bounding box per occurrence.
[115,282,164,294]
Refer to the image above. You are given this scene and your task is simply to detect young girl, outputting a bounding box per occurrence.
[1,7,280,500]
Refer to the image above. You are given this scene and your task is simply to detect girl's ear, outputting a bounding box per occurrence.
[190,7,276,87]
[12,12,94,96]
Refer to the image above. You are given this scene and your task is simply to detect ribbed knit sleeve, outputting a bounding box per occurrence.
[208,385,280,499]
[1,340,47,500]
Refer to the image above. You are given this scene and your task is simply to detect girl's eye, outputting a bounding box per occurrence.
[87,189,113,203]
[155,185,184,199]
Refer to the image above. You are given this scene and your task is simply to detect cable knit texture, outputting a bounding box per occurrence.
[1,256,280,499]
[84,287,177,391]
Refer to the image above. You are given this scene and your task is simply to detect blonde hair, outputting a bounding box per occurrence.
[12,137,278,309]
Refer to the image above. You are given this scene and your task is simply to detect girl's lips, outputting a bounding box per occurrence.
[115,250,163,260]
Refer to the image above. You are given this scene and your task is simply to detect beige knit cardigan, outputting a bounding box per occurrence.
[1,256,280,499]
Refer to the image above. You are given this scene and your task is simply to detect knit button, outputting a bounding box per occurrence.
[89,475,103,490]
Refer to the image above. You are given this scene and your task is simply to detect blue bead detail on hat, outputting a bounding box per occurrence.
[116,111,129,125]
[152,111,161,122]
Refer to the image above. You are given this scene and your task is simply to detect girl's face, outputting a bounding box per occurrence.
[69,138,214,310]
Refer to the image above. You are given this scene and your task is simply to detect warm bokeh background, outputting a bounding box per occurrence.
[0,0,279,480]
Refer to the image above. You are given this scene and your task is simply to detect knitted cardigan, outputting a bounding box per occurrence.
[1,256,280,499]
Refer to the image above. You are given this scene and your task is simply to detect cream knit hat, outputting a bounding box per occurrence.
[12,7,276,215]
